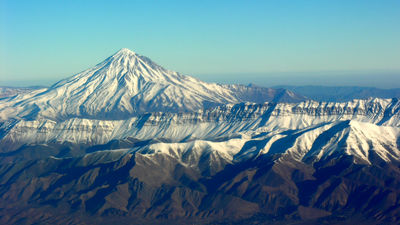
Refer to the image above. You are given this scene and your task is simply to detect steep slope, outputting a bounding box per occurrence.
[0,48,306,120]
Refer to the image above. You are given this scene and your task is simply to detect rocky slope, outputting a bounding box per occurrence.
[0,123,399,224]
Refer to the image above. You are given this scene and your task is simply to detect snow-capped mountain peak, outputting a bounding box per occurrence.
[116,48,136,55]
[85,48,172,82]
[0,48,306,120]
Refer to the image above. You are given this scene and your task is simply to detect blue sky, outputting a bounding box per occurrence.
[1,0,400,88]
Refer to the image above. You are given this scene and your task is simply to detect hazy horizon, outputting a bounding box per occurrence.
[1,70,399,89]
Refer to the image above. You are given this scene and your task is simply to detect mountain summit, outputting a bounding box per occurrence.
[116,47,136,54]
[53,48,181,86]
[0,48,306,120]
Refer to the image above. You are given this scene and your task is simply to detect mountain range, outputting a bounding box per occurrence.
[0,86,46,99]
[276,85,400,102]
[0,49,399,225]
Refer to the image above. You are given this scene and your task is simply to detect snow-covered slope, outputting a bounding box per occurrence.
[1,98,399,164]
[122,119,399,166]
[0,48,305,121]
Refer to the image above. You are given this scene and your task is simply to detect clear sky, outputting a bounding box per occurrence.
[1,0,400,88]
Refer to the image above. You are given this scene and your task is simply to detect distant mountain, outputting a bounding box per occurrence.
[0,49,306,121]
[275,85,400,102]
[0,86,46,98]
